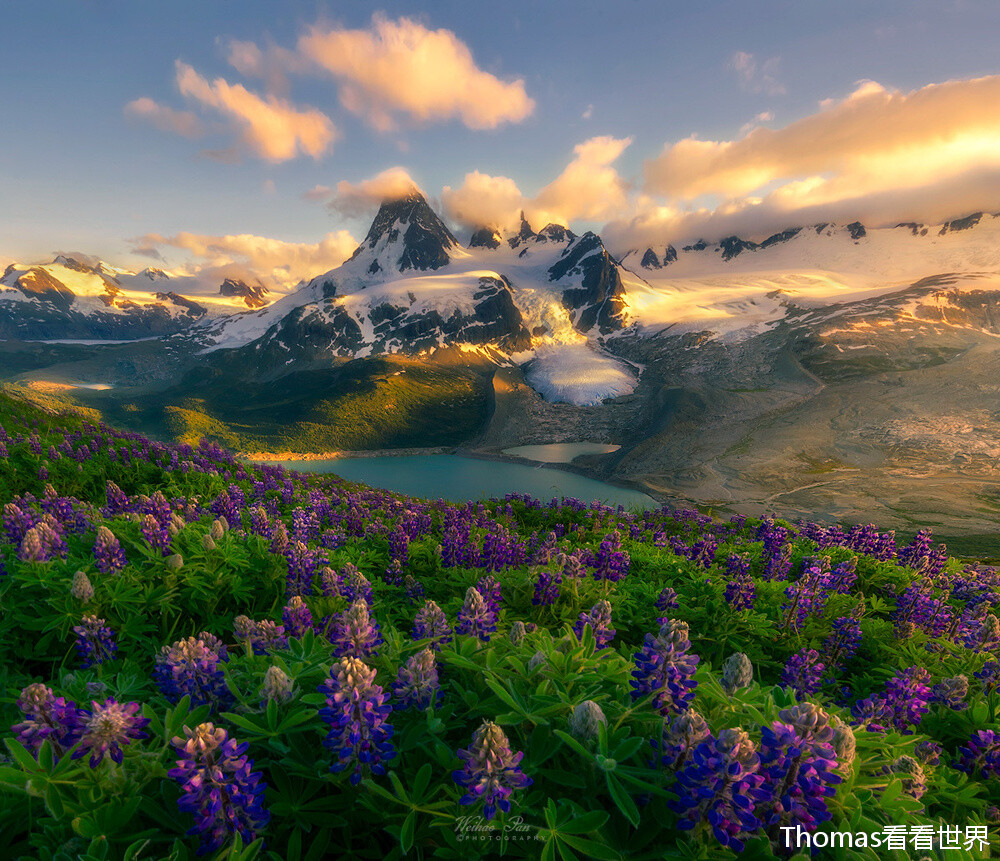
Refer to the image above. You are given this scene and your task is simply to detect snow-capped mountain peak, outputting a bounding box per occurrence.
[346,190,459,277]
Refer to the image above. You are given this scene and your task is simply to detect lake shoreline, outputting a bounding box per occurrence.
[244,444,672,509]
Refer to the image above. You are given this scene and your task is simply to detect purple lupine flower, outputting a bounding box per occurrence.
[169,722,270,855]
[383,559,404,585]
[318,656,396,785]
[956,730,1000,779]
[393,648,441,709]
[654,710,711,770]
[403,574,425,603]
[411,600,452,650]
[670,727,767,852]
[11,683,85,759]
[475,575,503,617]
[73,615,118,668]
[282,596,314,639]
[153,635,231,709]
[914,740,943,767]
[880,667,932,732]
[388,525,409,565]
[850,694,892,734]
[18,525,52,563]
[931,675,969,710]
[757,713,841,840]
[531,568,561,606]
[780,649,826,697]
[886,755,926,801]
[284,541,321,597]
[139,513,171,556]
[892,577,954,638]
[593,531,630,581]
[630,619,699,716]
[3,502,35,544]
[655,586,679,611]
[72,698,149,767]
[341,564,374,604]
[329,599,384,658]
[249,506,271,538]
[269,521,289,555]
[233,616,288,655]
[821,617,862,669]
[976,660,1000,694]
[574,600,617,649]
[724,554,756,611]
[317,566,341,597]
[781,560,834,632]
[456,587,496,643]
[452,720,532,820]
[763,544,793,582]
[559,550,588,580]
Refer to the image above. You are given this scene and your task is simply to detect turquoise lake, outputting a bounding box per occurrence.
[272,454,658,509]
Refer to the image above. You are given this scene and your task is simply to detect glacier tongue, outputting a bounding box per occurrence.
[523,343,636,406]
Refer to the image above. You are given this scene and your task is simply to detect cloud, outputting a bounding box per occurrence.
[532,136,633,225]
[302,184,334,201]
[634,75,1000,245]
[132,229,358,289]
[441,171,525,233]
[738,111,774,137]
[582,104,593,120]
[442,136,633,232]
[297,14,534,131]
[175,62,338,161]
[124,97,204,138]
[329,167,422,217]
[222,38,307,95]
[729,51,786,96]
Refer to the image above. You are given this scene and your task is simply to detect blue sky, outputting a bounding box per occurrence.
[4,0,1000,283]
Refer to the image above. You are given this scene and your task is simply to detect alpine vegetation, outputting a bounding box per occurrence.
[0,391,998,858]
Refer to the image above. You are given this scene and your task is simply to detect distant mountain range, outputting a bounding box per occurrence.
[7,194,1000,532]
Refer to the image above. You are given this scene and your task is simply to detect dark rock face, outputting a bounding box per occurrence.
[641,248,661,269]
[536,223,576,243]
[469,227,502,249]
[219,278,270,309]
[896,222,925,236]
[508,212,537,248]
[846,222,867,240]
[720,236,758,261]
[760,227,802,248]
[349,191,458,272]
[940,212,983,235]
[663,244,678,264]
[549,232,627,334]
[683,239,709,251]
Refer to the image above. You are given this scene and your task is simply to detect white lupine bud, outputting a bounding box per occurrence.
[569,700,606,741]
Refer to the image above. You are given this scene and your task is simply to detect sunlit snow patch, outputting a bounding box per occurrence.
[523,344,636,406]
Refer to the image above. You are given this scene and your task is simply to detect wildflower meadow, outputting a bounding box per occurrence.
[0,394,998,859]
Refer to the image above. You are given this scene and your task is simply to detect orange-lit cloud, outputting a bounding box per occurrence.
[174,62,337,162]
[132,229,358,289]
[328,167,423,217]
[645,76,1000,200]
[297,14,534,131]
[442,136,632,232]
[124,97,204,138]
[601,75,1000,249]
